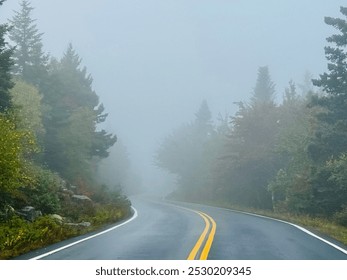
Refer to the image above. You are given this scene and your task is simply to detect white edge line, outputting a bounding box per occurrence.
[223,207,347,255]
[29,206,138,260]
[168,200,347,255]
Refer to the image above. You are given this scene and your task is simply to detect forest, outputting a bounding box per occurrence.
[155,7,347,235]
[1,1,347,259]
[0,0,131,259]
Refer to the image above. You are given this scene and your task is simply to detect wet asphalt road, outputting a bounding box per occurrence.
[16,196,347,260]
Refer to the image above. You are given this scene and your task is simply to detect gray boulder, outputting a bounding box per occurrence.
[71,195,92,202]
[65,221,91,228]
[18,206,42,222]
[50,214,64,224]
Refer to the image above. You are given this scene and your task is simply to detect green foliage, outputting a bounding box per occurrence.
[90,204,131,227]
[41,44,116,182]
[334,205,347,227]
[0,115,36,197]
[10,78,45,138]
[221,96,281,209]
[308,154,347,216]
[0,1,131,261]
[0,186,132,259]
[310,6,347,163]
[24,166,62,214]
[312,7,347,95]
[0,215,78,259]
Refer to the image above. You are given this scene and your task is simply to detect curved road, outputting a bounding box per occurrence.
[16,196,347,260]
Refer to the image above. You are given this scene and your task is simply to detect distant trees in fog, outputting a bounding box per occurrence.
[156,6,347,225]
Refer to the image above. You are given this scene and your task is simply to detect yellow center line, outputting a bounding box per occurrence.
[187,210,217,260]
[187,211,210,260]
[199,212,217,260]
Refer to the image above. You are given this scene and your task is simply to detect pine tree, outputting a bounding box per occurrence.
[155,100,214,200]
[306,6,347,216]
[41,44,116,182]
[0,0,14,112]
[8,0,48,86]
[310,6,347,162]
[251,66,276,106]
[312,7,347,95]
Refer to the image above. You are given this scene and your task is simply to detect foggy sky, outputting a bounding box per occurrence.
[1,0,346,192]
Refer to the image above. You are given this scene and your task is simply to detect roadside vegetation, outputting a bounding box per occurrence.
[157,6,347,246]
[0,0,131,259]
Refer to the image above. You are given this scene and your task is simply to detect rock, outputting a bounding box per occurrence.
[71,195,92,202]
[79,221,91,227]
[50,214,64,224]
[18,206,42,222]
[65,221,91,228]
[0,205,16,221]
[61,188,74,196]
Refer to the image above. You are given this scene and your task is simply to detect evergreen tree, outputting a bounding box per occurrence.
[312,7,347,95]
[214,68,279,209]
[310,6,347,163]
[305,6,347,215]
[251,66,276,106]
[8,0,48,86]
[0,0,14,112]
[155,100,214,200]
[41,44,116,182]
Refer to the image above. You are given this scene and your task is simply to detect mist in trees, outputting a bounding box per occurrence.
[0,1,128,221]
[1,0,347,228]
[154,5,347,225]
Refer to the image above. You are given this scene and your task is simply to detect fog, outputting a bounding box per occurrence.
[1,0,345,195]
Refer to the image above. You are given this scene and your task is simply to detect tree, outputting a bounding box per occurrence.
[213,68,279,209]
[268,82,315,213]
[224,102,280,209]
[251,66,276,106]
[8,0,48,86]
[155,100,214,200]
[57,107,95,180]
[308,7,347,164]
[312,7,347,95]
[0,0,14,112]
[10,78,44,139]
[41,44,116,182]
[0,115,37,207]
[304,6,347,215]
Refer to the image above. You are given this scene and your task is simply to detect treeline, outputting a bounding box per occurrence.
[0,0,130,258]
[156,6,347,226]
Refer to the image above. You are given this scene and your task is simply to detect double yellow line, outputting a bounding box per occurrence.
[187,211,216,260]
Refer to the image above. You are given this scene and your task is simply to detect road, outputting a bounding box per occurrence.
[16,196,347,260]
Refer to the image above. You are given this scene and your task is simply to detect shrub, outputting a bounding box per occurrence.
[334,206,347,227]
[0,215,79,259]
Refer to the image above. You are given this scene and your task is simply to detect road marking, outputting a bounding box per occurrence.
[200,212,216,260]
[187,210,217,260]
[29,206,138,260]
[187,212,210,260]
[223,208,347,255]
